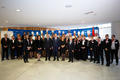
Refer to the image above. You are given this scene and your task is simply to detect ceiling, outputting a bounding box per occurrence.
[0,0,120,27]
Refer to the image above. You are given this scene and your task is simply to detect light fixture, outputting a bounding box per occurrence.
[16,9,21,12]
[64,1,72,8]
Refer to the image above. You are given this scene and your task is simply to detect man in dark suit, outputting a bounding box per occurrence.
[111,34,119,65]
[68,36,74,63]
[23,35,29,63]
[10,36,16,59]
[80,36,88,61]
[103,34,111,66]
[1,33,10,61]
[44,34,52,61]
[89,36,97,63]
[52,34,60,61]
[96,37,104,65]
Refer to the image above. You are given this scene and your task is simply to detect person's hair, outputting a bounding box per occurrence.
[112,34,115,38]
[105,34,109,37]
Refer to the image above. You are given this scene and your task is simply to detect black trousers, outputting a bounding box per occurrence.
[2,48,9,60]
[81,49,87,60]
[97,49,104,64]
[90,50,94,61]
[17,47,22,58]
[45,49,51,60]
[105,50,110,66]
[69,52,73,62]
[111,49,119,64]
[53,50,59,60]
[23,51,29,63]
[11,48,15,59]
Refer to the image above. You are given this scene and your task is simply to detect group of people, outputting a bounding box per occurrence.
[1,31,119,67]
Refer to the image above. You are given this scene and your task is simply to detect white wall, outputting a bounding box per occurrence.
[112,21,120,58]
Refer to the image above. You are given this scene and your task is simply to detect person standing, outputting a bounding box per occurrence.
[10,36,16,59]
[80,36,88,61]
[16,35,23,59]
[52,34,60,61]
[68,36,74,63]
[60,35,66,61]
[111,34,119,65]
[96,37,104,65]
[44,34,52,61]
[89,36,97,63]
[1,34,10,61]
[103,34,111,66]
[37,36,42,61]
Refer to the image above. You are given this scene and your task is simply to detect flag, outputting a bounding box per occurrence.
[92,27,95,37]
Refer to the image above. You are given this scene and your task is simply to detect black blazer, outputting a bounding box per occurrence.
[89,40,98,51]
[44,38,52,50]
[80,39,88,49]
[103,39,111,50]
[10,40,16,49]
[68,40,74,52]
[1,38,10,48]
[16,39,23,48]
[111,39,119,50]
[37,39,42,49]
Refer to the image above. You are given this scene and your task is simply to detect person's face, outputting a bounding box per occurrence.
[62,36,64,40]
[27,32,29,35]
[47,34,49,38]
[112,36,115,40]
[26,35,29,39]
[23,32,26,35]
[55,34,57,37]
[105,35,109,39]
[35,37,37,40]
[17,34,20,37]
[4,34,7,38]
[12,36,15,40]
[70,37,72,41]
[38,36,40,40]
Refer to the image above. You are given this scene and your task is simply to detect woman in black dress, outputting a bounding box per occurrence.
[37,36,42,61]
[60,35,66,61]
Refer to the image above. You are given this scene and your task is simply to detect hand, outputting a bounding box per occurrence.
[12,47,15,49]
[105,48,108,51]
[4,46,7,48]
[81,47,85,49]
[58,47,60,50]
[72,50,74,53]
[90,48,93,50]
[66,50,68,52]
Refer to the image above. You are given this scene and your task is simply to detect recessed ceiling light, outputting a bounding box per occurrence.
[64,1,72,8]
[16,9,21,12]
[84,11,94,15]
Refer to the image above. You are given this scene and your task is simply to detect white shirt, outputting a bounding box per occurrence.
[111,40,115,49]
[82,40,85,45]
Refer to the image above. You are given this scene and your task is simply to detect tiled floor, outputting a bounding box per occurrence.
[0,58,120,80]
